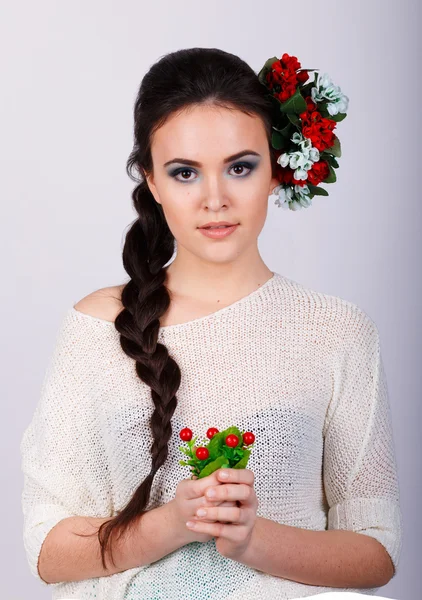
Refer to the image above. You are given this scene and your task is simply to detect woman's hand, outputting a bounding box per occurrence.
[186,468,258,560]
[169,471,237,544]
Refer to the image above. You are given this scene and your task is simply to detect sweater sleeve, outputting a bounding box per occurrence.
[322,308,403,580]
[19,309,112,586]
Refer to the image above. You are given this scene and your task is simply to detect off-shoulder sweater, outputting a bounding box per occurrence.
[20,271,403,599]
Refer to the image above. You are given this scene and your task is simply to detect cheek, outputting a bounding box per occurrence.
[159,189,196,236]
[242,188,269,228]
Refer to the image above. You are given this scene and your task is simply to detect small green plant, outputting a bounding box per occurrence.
[179,425,255,479]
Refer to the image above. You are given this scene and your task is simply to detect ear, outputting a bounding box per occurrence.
[268,176,280,196]
[145,172,162,205]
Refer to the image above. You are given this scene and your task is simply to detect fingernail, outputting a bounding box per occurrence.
[186,521,195,527]
[196,508,207,516]
[219,470,229,479]
[206,488,216,497]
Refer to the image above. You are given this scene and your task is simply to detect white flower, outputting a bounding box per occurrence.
[310,72,349,116]
[295,184,312,208]
[277,153,290,168]
[277,133,320,182]
[289,152,309,170]
[291,132,304,146]
[271,183,313,211]
[308,146,320,162]
[272,184,293,210]
[293,167,309,181]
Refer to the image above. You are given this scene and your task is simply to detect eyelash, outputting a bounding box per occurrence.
[170,162,255,182]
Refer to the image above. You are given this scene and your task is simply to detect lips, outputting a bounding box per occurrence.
[199,222,239,229]
[198,223,239,238]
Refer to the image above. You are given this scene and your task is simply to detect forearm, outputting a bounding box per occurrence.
[233,517,394,589]
[38,501,189,584]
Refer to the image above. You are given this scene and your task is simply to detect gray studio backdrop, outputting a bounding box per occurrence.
[2,0,420,598]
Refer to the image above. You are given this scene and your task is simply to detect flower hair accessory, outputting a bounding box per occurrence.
[258,53,349,211]
[179,425,255,479]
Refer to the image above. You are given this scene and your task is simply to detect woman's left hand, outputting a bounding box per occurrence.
[186,467,258,560]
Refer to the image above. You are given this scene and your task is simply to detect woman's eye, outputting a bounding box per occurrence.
[229,163,252,177]
[172,162,253,182]
[174,168,196,182]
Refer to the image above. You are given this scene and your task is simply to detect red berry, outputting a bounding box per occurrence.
[206,427,219,439]
[196,447,209,460]
[180,427,193,442]
[225,434,239,448]
[243,431,255,445]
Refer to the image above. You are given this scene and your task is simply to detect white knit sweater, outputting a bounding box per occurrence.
[20,272,403,599]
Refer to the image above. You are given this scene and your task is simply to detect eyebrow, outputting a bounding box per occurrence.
[163,149,261,168]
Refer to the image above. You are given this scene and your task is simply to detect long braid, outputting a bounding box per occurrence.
[73,180,182,571]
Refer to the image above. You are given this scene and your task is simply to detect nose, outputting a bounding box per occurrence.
[202,176,229,211]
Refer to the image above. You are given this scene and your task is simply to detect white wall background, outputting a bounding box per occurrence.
[2,0,420,598]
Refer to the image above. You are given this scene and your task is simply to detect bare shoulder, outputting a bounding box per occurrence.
[73,284,125,322]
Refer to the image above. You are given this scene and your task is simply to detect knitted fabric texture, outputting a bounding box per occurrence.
[20,272,403,599]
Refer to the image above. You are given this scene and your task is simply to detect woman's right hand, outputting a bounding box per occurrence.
[169,471,236,543]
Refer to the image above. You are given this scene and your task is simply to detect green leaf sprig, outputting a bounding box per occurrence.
[178,425,255,479]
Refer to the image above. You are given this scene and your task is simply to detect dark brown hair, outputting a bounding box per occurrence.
[74,46,278,571]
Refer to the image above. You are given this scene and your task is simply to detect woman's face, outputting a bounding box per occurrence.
[145,104,280,266]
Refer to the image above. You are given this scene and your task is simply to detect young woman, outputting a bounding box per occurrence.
[20,47,402,599]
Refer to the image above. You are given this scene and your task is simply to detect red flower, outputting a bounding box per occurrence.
[299,96,337,152]
[297,70,309,84]
[266,53,306,104]
[307,160,330,186]
[303,119,336,152]
[281,53,301,71]
[275,161,294,185]
[292,177,308,187]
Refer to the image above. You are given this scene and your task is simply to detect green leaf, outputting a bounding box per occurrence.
[326,136,341,158]
[273,119,295,142]
[307,184,329,196]
[323,163,337,184]
[328,112,347,123]
[207,426,243,460]
[320,153,339,169]
[287,112,301,126]
[279,88,307,114]
[206,431,225,460]
[257,56,279,86]
[232,449,251,470]
[179,446,191,456]
[271,130,287,150]
[197,455,228,479]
